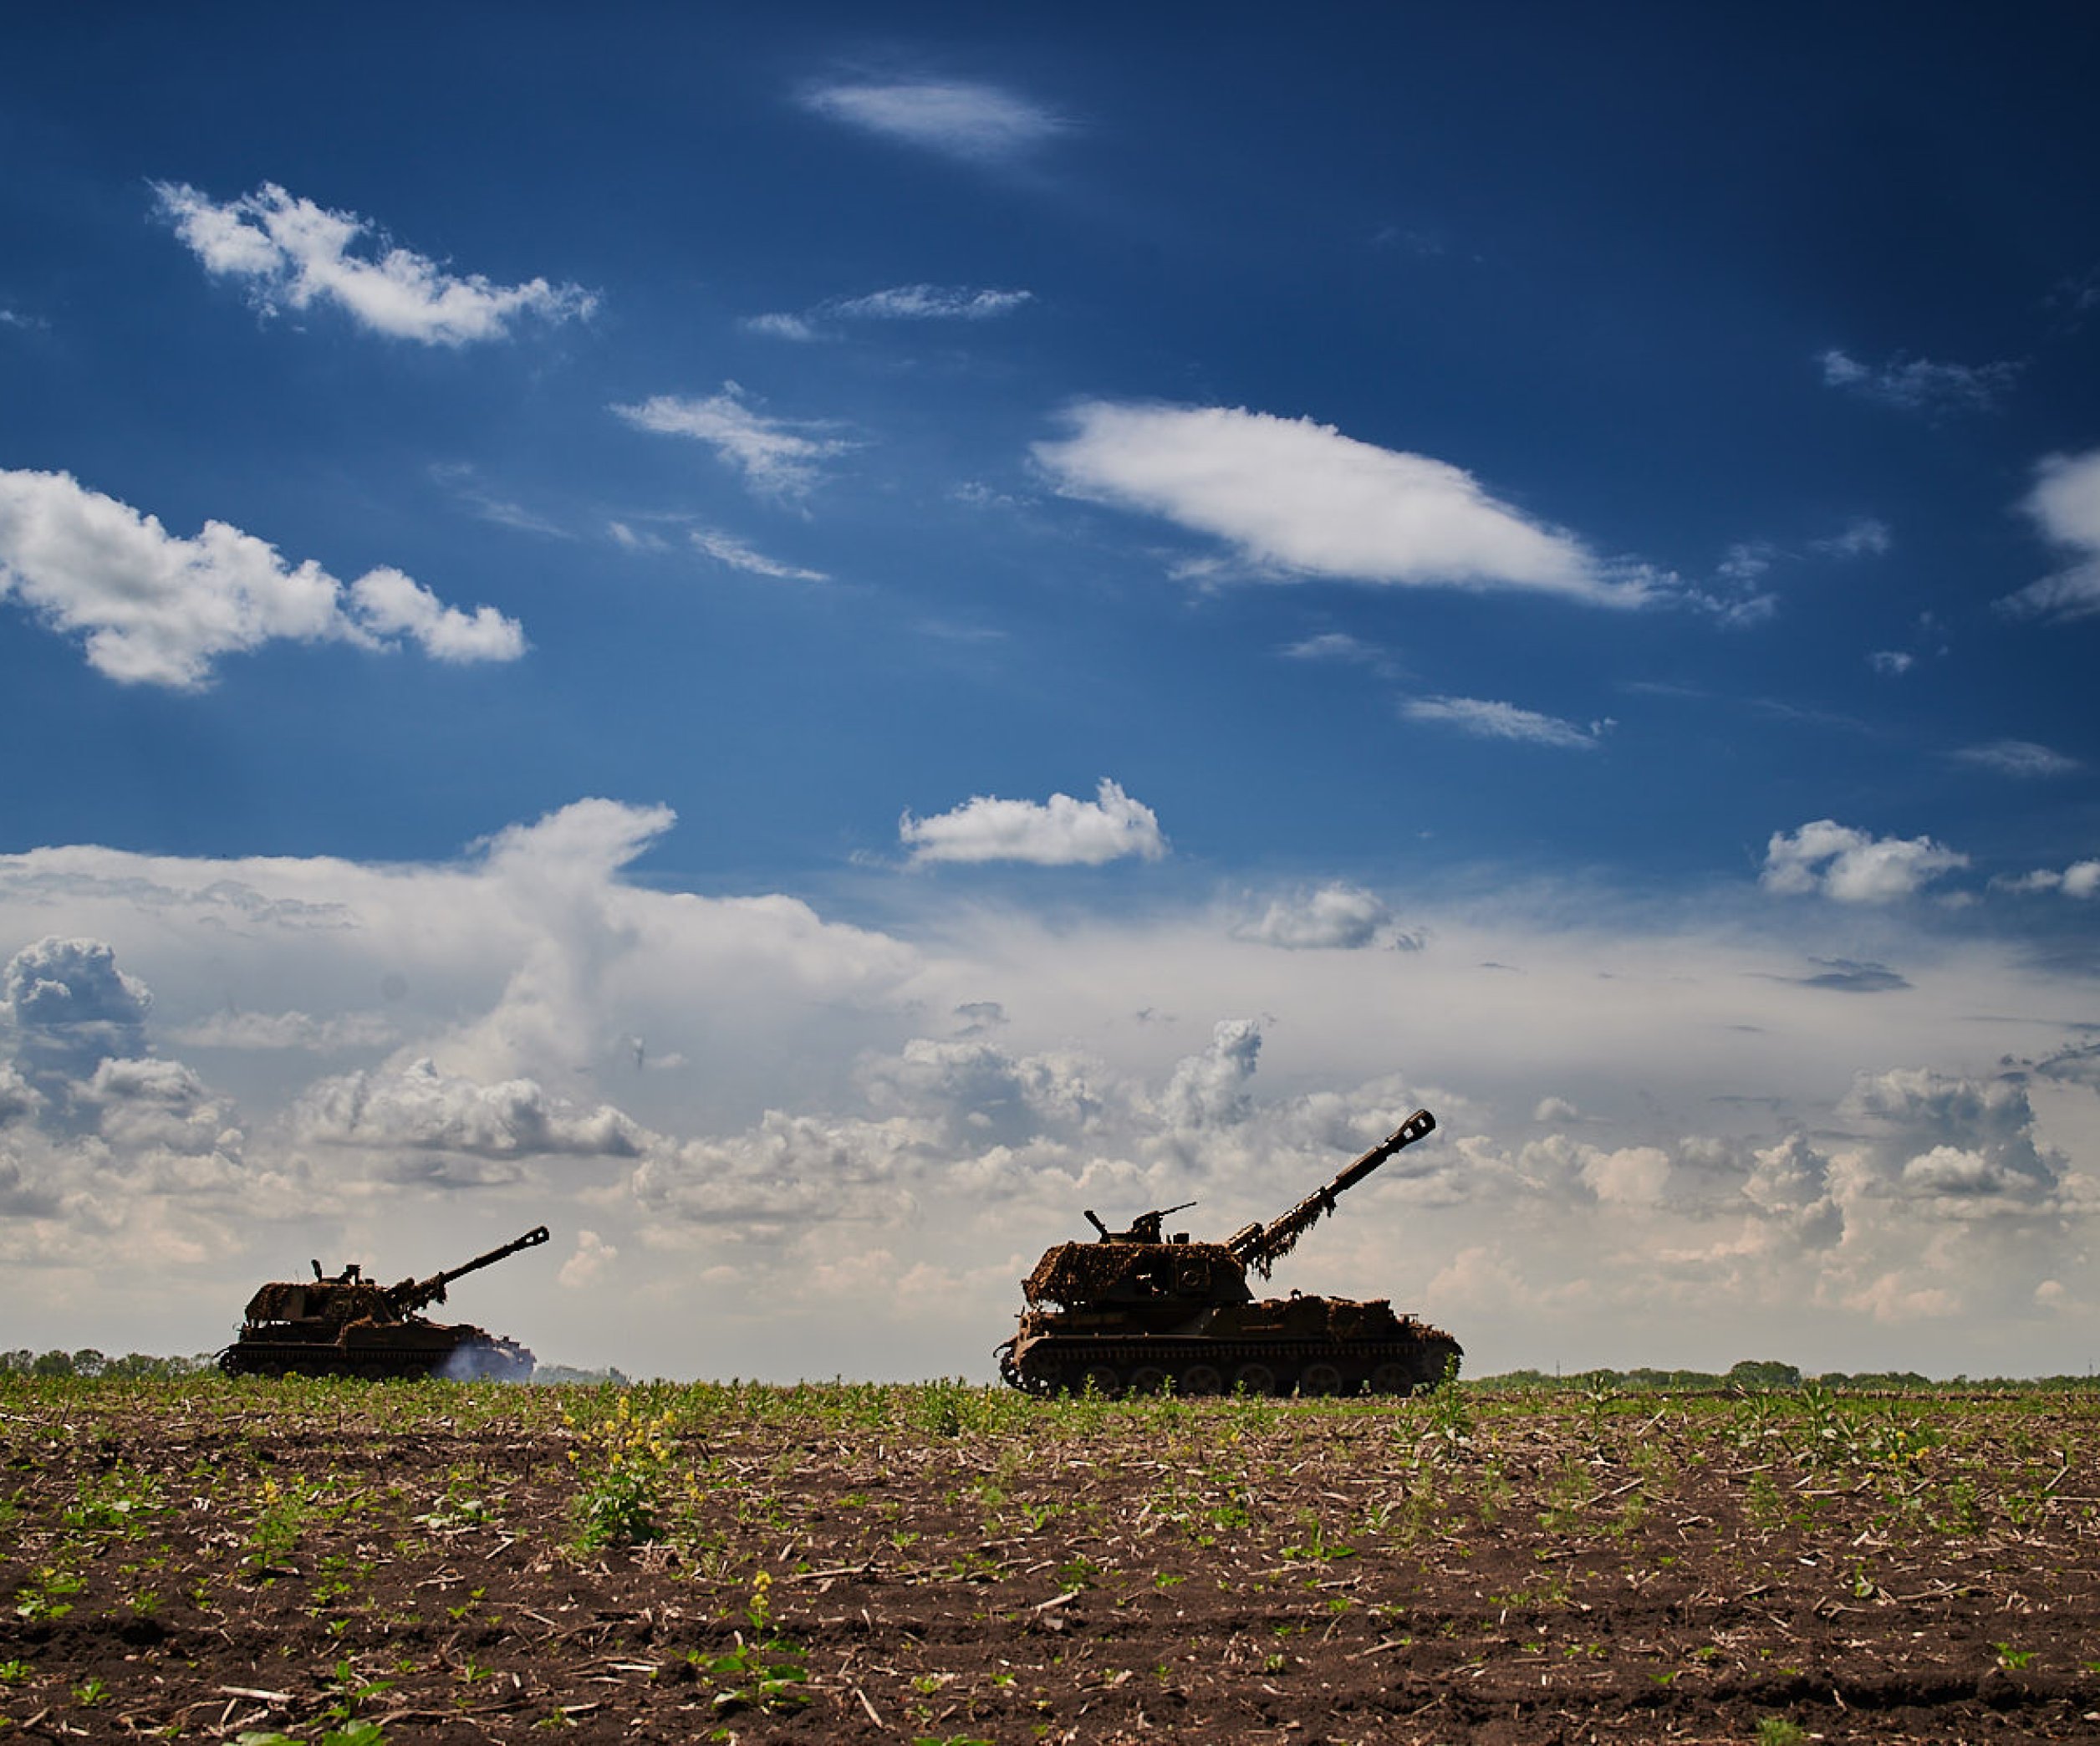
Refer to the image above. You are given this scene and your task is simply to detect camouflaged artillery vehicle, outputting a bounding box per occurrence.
[218,1225,550,1381]
[996,1110,1459,1397]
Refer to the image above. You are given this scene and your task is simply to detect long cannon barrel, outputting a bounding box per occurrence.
[1226,1109,1435,1278]
[390,1225,550,1314]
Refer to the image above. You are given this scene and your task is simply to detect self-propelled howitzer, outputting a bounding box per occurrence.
[996,1110,1459,1397]
[219,1226,551,1381]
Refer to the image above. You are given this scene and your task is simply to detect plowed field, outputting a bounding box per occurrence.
[3,1377,2097,1743]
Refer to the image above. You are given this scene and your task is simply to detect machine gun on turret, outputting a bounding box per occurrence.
[1225,1109,1435,1279]
[386,1225,550,1316]
[1083,1202,1197,1244]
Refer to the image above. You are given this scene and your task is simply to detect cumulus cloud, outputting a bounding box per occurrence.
[900,779,1167,866]
[1996,448,2100,623]
[559,1228,618,1288]
[4,937,152,1090]
[631,1109,931,1237]
[153,180,594,345]
[1951,739,2080,779]
[1761,820,1968,902]
[799,79,1069,161]
[861,1036,1109,1150]
[1032,402,1639,604]
[1833,1068,2062,1210]
[292,1058,644,1161]
[611,384,855,498]
[1401,695,1609,750]
[0,469,524,687]
[690,528,828,581]
[1236,884,1414,951]
[1869,651,1914,675]
[1156,1019,1262,1131]
[1817,347,2020,415]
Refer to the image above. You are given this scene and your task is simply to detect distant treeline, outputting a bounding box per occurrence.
[1479,1359,2100,1394]
[0,1349,213,1379]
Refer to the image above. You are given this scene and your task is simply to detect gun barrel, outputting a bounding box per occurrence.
[1230,1110,1436,1273]
[396,1225,551,1309]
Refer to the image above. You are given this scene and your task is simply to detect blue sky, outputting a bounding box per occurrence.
[2,5,2097,1379]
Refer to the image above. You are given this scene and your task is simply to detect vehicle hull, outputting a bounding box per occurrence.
[999,1318,1459,1398]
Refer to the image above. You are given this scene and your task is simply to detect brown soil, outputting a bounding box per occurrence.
[3,1379,2097,1743]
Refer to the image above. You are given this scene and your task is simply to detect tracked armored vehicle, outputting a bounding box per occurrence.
[219,1226,550,1381]
[997,1111,1458,1397]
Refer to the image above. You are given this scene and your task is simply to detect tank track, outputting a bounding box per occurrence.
[999,1332,1459,1398]
[217,1336,535,1382]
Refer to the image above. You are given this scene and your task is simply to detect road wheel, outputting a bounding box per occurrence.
[1078,1364,1121,1399]
[1300,1361,1345,1396]
[1232,1361,1277,1397]
[1368,1361,1413,1395]
[1180,1363,1224,1396]
[1126,1364,1170,1396]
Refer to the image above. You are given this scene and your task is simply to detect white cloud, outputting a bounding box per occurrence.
[800,79,1068,161]
[831,284,1032,320]
[1278,632,1405,679]
[1833,1067,2062,1209]
[1401,695,1609,750]
[631,1109,933,1236]
[292,1057,644,1161]
[1761,820,1969,903]
[0,468,523,687]
[1817,347,2020,415]
[347,567,528,664]
[5,935,152,1092]
[899,779,1168,866]
[2001,860,2100,900]
[1156,1019,1262,1130]
[559,1228,618,1288]
[1997,448,2100,623]
[1236,885,1409,950]
[611,385,854,498]
[690,528,828,581]
[152,181,595,345]
[1868,650,1914,675]
[607,521,670,554]
[745,285,1032,344]
[1813,517,1893,559]
[742,312,823,342]
[1951,739,2080,779]
[1033,401,1638,605]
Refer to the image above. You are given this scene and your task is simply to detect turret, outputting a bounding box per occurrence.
[1225,1109,1435,1278]
[386,1225,550,1316]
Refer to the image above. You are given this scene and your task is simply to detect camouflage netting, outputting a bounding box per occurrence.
[242,1281,400,1327]
[1024,1242,1245,1307]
